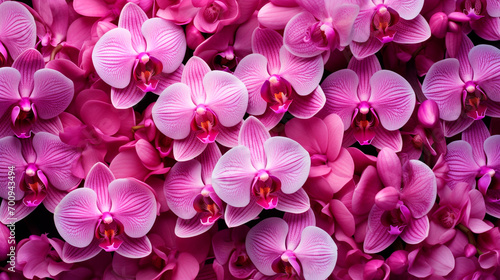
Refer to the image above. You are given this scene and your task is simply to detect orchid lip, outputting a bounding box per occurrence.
[191,105,219,143]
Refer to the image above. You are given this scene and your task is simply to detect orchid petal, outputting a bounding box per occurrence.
[350,36,384,60]
[217,121,241,148]
[377,148,402,188]
[115,235,152,258]
[352,165,382,215]
[275,188,310,214]
[288,86,326,119]
[285,117,328,154]
[392,15,431,44]
[401,160,437,218]
[172,132,208,162]
[364,205,398,254]
[0,67,21,117]
[445,140,480,186]
[225,200,263,228]
[252,28,283,74]
[118,2,148,52]
[348,54,382,100]
[182,56,210,104]
[485,135,500,170]
[175,214,214,238]
[469,45,500,90]
[110,84,147,109]
[234,54,269,115]
[463,121,489,166]
[284,12,323,57]
[321,69,359,129]
[279,45,321,95]
[258,4,304,30]
[84,163,114,213]
[12,49,44,97]
[30,69,73,119]
[61,239,102,263]
[400,215,429,244]
[0,2,36,59]
[332,4,359,47]
[384,0,423,20]
[0,136,25,201]
[283,208,315,250]
[239,116,271,169]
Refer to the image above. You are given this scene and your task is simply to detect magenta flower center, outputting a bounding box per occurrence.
[463,0,486,20]
[252,170,281,210]
[20,163,48,207]
[95,212,124,252]
[203,1,227,23]
[272,250,300,277]
[433,206,458,229]
[304,19,336,50]
[352,101,380,145]
[191,105,219,143]
[133,53,163,92]
[11,97,37,138]
[193,185,223,225]
[372,5,399,43]
[381,204,411,235]
[214,46,238,71]
[261,75,293,114]
[462,81,487,120]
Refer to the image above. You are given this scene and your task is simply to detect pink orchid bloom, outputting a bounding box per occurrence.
[285,114,354,193]
[26,0,69,48]
[349,0,431,59]
[406,244,455,278]
[461,0,500,41]
[92,2,186,108]
[54,163,157,261]
[0,48,73,138]
[444,121,500,218]
[212,117,311,227]
[282,0,359,59]
[423,37,500,136]
[0,132,82,222]
[234,28,326,129]
[152,56,248,161]
[246,210,337,280]
[16,234,72,279]
[164,143,224,237]
[212,226,257,279]
[0,1,36,65]
[362,148,437,253]
[320,55,416,151]
[73,0,153,21]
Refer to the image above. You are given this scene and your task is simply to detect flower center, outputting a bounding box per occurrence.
[352,102,380,145]
[203,1,227,23]
[464,0,486,20]
[252,170,281,209]
[304,18,336,51]
[272,250,300,277]
[95,212,124,252]
[462,81,487,120]
[193,185,223,225]
[20,163,48,207]
[372,5,399,43]
[381,204,411,235]
[133,53,163,92]
[261,75,293,113]
[11,98,37,138]
[191,105,219,143]
[214,46,238,71]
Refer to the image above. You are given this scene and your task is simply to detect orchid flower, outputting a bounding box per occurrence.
[462,0,500,41]
[0,48,73,138]
[349,0,431,59]
[0,132,82,223]
[423,37,500,136]
[73,0,153,21]
[320,55,416,151]
[234,27,325,129]
[360,148,437,253]
[54,162,157,261]
[212,116,310,227]
[245,210,337,280]
[152,56,248,161]
[92,2,186,108]
[164,143,224,237]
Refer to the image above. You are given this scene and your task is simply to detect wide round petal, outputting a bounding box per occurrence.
[118,2,148,51]
[109,178,157,238]
[321,69,359,129]
[280,48,323,96]
[384,0,423,20]
[30,69,74,119]
[392,15,431,44]
[84,163,114,213]
[172,132,208,162]
[283,12,323,58]
[115,235,152,259]
[469,44,500,102]
[252,28,283,74]
[332,4,359,47]
[224,201,263,228]
[445,140,480,186]
[152,83,196,140]
[400,215,429,244]
[401,160,437,218]
[265,137,311,194]
[0,136,26,200]
[203,71,248,128]
[164,160,204,219]
[350,36,384,60]
[54,188,102,248]
[212,146,257,207]
[110,84,147,109]
[294,226,338,280]
[181,56,211,104]
[283,209,315,251]
[0,67,21,117]
[485,135,500,170]
[233,54,269,115]
[246,217,288,276]
[0,1,36,60]
[143,18,186,74]
[369,70,415,131]
[285,117,328,155]
[275,188,310,214]
[288,86,326,119]
[92,28,137,89]
[364,205,398,254]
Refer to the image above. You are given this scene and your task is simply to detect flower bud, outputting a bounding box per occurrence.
[387,250,409,274]
[375,187,400,211]
[464,244,477,257]
[418,100,439,128]
[186,23,205,50]
[429,12,448,38]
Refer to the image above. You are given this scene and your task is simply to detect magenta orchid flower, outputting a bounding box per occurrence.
[152,56,248,161]
[349,0,431,59]
[234,27,325,129]
[444,121,500,218]
[54,162,157,261]
[0,1,36,65]
[92,2,186,108]
[362,148,437,253]
[423,38,500,136]
[406,244,455,278]
[0,48,73,138]
[212,117,310,227]
[282,0,359,59]
[0,132,82,223]
[461,0,500,41]
[245,210,337,280]
[320,55,415,151]
[164,143,224,237]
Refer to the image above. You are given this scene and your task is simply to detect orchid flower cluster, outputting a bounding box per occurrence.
[0,0,499,279]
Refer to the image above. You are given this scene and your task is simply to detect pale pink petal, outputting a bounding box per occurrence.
[182,56,210,104]
[203,71,248,128]
[384,0,423,20]
[364,205,399,253]
[73,0,109,17]
[265,137,311,194]
[485,135,500,169]
[30,69,73,119]
[255,107,284,130]
[285,117,328,154]
[172,132,208,161]
[469,44,500,88]
[350,36,384,60]
[175,214,214,238]
[234,54,269,115]
[294,0,327,19]
[92,28,137,89]
[332,4,359,47]
[246,217,288,276]
[12,49,44,97]
[212,146,257,207]
[280,48,323,96]
[445,140,480,186]
[110,84,147,109]
[152,83,196,140]
[197,142,222,184]
[84,163,114,213]
[324,149,355,193]
[54,188,101,248]
[487,0,500,16]
[61,240,101,263]
[401,160,437,218]
[369,70,415,131]
[400,215,429,244]
[0,67,21,117]
[118,2,147,51]
[0,136,25,200]
[32,117,63,136]
[288,86,326,119]
[321,69,359,129]
[456,34,474,81]
[392,15,431,44]
[252,28,283,74]
[463,120,489,166]
[443,115,475,137]
[0,1,36,59]
[153,65,184,94]
[143,18,186,73]
[239,116,270,169]
[43,185,67,213]
[109,178,157,238]
[216,121,241,148]
[164,160,204,219]
[294,226,338,280]
[0,199,34,223]
[33,132,81,191]
[352,8,374,43]
[258,4,304,30]
[275,188,310,214]
[348,54,382,100]
[283,12,323,57]
[115,235,152,258]
[283,209,315,251]
[224,200,263,228]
